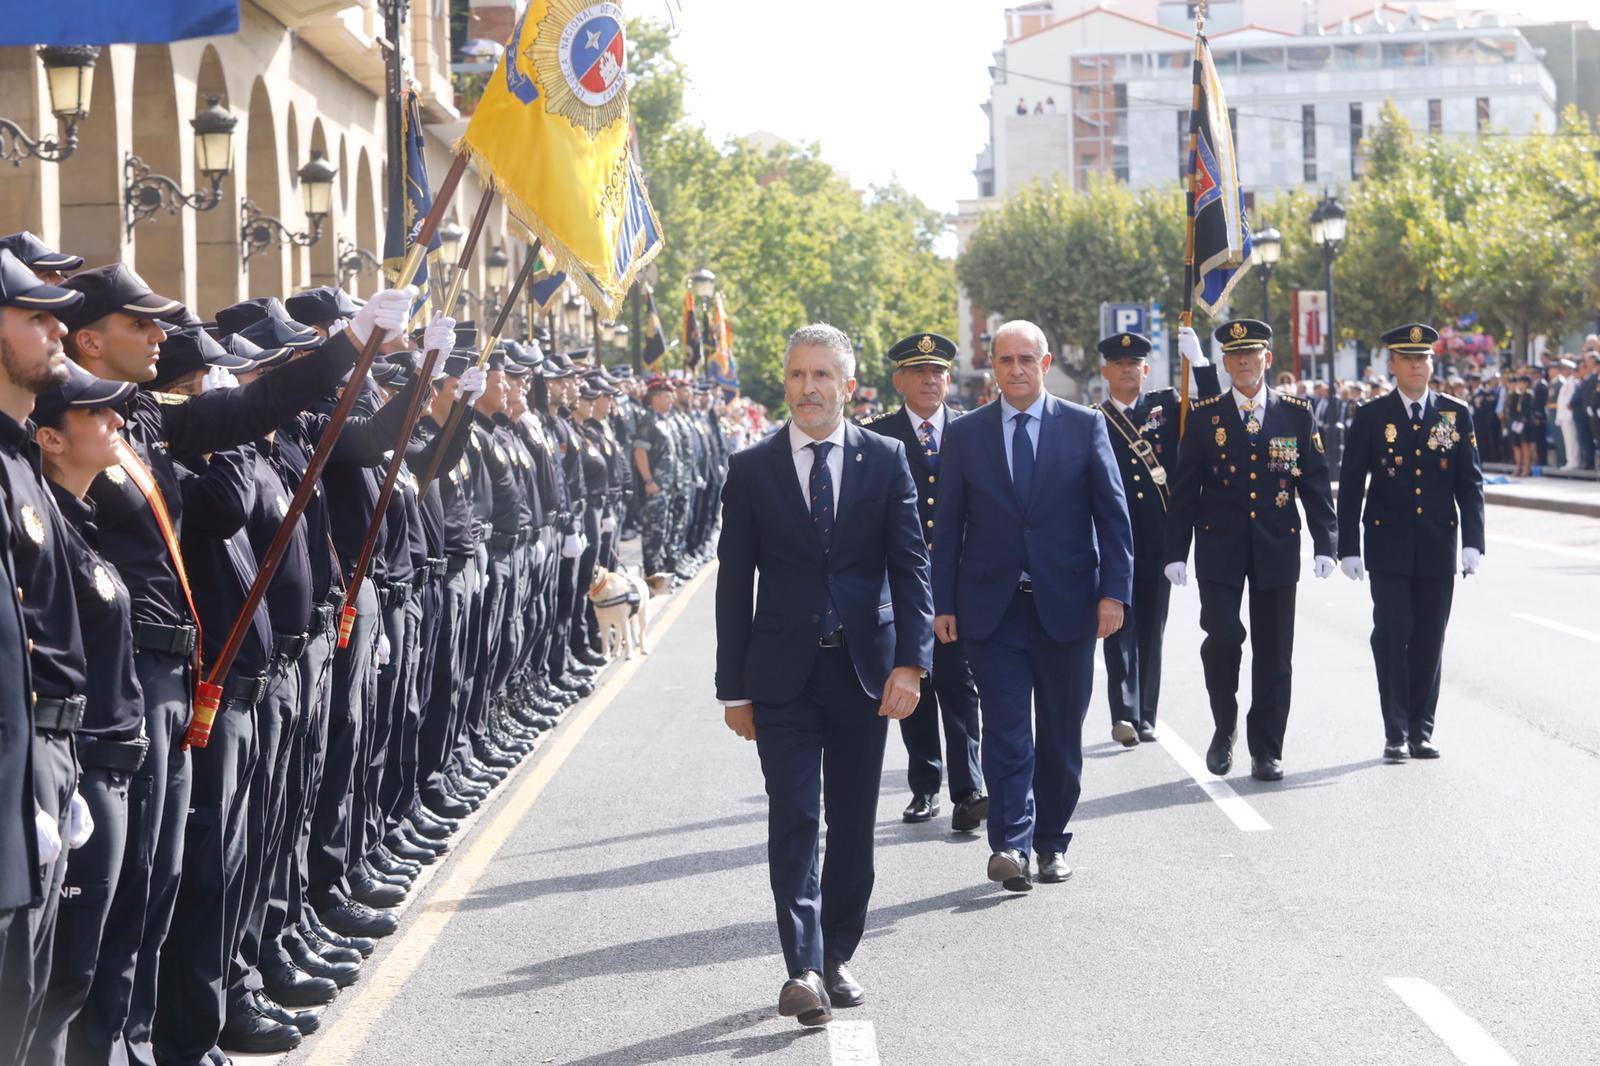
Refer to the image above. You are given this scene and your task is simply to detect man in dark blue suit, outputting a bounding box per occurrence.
[930,320,1133,892]
[716,323,932,1028]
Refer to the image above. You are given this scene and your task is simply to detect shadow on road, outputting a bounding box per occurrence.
[519,810,768,856]
[558,1007,820,1065]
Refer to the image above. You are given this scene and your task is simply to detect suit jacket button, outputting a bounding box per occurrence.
[927,476,935,484]
[926,541,933,550]
[1416,506,1423,514]
[1250,511,1256,519]
[1136,491,1144,499]
[925,519,934,528]
[926,497,935,505]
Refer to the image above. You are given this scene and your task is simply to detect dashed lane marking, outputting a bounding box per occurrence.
[301,564,718,1066]
[1511,612,1600,644]
[827,1020,881,1065]
[1156,728,1272,832]
[1387,977,1518,1066]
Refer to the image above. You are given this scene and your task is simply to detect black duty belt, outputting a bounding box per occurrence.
[133,621,198,657]
[818,629,846,648]
[380,582,411,608]
[311,602,338,636]
[34,694,87,733]
[77,733,149,772]
[223,674,269,708]
[489,531,518,550]
[274,631,309,663]
[446,553,471,574]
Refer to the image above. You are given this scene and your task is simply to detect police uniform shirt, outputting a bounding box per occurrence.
[465,422,495,535]
[47,482,140,740]
[419,415,476,557]
[492,417,535,531]
[579,420,612,506]
[471,417,518,539]
[515,415,561,527]
[0,410,87,701]
[173,448,272,678]
[273,422,338,607]
[246,441,314,639]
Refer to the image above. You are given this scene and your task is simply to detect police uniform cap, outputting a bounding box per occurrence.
[1381,322,1439,355]
[541,352,578,380]
[566,347,592,365]
[233,313,321,352]
[285,285,361,328]
[0,249,84,314]
[1097,332,1152,361]
[502,360,530,379]
[219,330,294,370]
[60,263,182,330]
[0,231,83,274]
[609,365,634,379]
[32,361,136,429]
[452,321,479,352]
[372,362,413,389]
[441,352,476,378]
[213,296,317,345]
[693,381,713,393]
[577,381,601,400]
[1214,318,1272,352]
[152,326,251,390]
[886,332,956,370]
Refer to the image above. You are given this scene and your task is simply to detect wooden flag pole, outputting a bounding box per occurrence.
[1178,7,1206,439]
[416,242,541,494]
[186,153,468,748]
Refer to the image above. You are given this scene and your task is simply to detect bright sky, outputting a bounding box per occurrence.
[663,0,1597,230]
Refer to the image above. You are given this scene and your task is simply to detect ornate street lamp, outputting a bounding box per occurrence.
[1309,193,1346,381]
[0,46,100,166]
[124,95,238,236]
[240,150,337,265]
[437,217,464,279]
[337,236,380,285]
[691,266,716,300]
[485,245,510,294]
[1250,224,1282,323]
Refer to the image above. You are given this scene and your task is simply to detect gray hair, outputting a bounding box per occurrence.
[784,322,856,380]
[992,319,1049,358]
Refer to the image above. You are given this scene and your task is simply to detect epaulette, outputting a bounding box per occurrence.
[1192,394,1223,408]
[1280,394,1313,411]
[151,391,190,406]
[859,410,893,426]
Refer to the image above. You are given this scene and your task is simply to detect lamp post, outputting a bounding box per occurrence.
[123,95,238,237]
[561,295,584,352]
[336,236,381,287]
[483,244,509,322]
[1309,193,1346,383]
[1250,224,1281,324]
[691,267,716,301]
[240,149,337,265]
[0,45,100,166]
[436,217,464,284]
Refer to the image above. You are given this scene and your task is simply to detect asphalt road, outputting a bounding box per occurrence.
[278,503,1600,1066]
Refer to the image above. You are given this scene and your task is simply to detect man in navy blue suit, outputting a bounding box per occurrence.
[715,323,932,1028]
[930,320,1133,892]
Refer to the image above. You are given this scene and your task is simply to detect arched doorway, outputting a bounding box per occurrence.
[305,118,337,289]
[242,76,287,299]
[354,146,379,298]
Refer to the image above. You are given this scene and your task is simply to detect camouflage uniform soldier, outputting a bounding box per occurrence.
[633,377,679,575]
[664,391,695,575]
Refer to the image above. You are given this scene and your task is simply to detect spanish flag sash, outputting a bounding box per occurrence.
[110,436,202,667]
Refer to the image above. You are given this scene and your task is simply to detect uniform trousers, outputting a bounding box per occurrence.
[360,594,407,859]
[419,563,469,799]
[451,546,494,768]
[1197,578,1297,761]
[1369,572,1454,744]
[0,731,76,1065]
[900,637,982,802]
[965,590,1094,858]
[544,551,579,683]
[572,508,601,654]
[378,591,426,831]
[78,648,190,1066]
[1103,570,1172,729]
[753,645,888,978]
[276,625,334,942]
[153,693,257,1066]
[308,579,378,908]
[30,764,130,1066]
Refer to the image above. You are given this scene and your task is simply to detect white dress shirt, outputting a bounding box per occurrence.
[1232,385,1267,420]
[789,419,847,518]
[1396,386,1433,421]
[999,392,1046,479]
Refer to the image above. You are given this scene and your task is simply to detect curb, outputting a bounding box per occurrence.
[1482,487,1600,519]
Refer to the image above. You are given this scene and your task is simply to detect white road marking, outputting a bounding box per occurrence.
[1491,533,1600,563]
[1511,612,1600,644]
[828,1020,881,1065]
[1156,729,1271,832]
[1387,977,1519,1065]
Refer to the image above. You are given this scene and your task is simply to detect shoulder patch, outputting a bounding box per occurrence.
[152,391,190,406]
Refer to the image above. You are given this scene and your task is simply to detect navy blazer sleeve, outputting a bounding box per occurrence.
[929,417,967,617]
[1087,414,1135,604]
[713,451,757,702]
[883,441,934,673]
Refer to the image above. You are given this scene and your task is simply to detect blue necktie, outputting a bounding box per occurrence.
[1011,412,1034,502]
[808,441,841,636]
[918,419,939,474]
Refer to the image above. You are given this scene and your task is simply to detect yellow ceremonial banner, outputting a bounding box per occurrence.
[458,0,662,317]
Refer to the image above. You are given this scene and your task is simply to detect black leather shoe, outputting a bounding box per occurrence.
[406,812,456,840]
[1250,757,1284,782]
[302,915,374,959]
[1409,739,1441,759]
[987,849,1031,892]
[370,846,421,878]
[574,647,607,668]
[1137,725,1159,743]
[360,860,411,888]
[403,826,448,857]
[1112,720,1140,747]
[1036,852,1072,884]
[901,794,939,823]
[1383,742,1409,763]
[349,872,406,909]
[1205,730,1235,776]
[284,932,361,986]
[823,961,864,1007]
[422,791,472,820]
[253,990,322,1034]
[777,970,833,1027]
[219,1001,301,1053]
[261,955,338,1007]
[387,834,436,865]
[320,898,399,939]
[951,792,989,833]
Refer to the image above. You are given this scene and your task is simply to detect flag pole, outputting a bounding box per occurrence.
[416,244,541,494]
[186,152,468,748]
[1179,3,1206,439]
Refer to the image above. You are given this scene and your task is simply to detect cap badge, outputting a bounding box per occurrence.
[1230,322,1248,340]
[1409,326,1424,344]
[20,504,44,546]
[916,335,935,355]
[1120,334,1131,348]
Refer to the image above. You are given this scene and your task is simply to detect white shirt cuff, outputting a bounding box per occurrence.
[718,698,751,707]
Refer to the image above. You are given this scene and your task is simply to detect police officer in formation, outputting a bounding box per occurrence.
[632,373,723,583]
[1336,324,1485,762]
[860,333,986,832]
[0,228,644,1064]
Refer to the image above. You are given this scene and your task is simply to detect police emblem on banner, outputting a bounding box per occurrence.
[20,504,44,545]
[531,1,627,139]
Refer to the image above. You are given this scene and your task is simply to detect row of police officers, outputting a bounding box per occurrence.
[0,228,652,1065]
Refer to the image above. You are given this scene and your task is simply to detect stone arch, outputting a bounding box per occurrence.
[56,46,123,268]
[192,44,240,316]
[243,76,288,299]
[284,103,304,289]
[128,44,186,303]
[353,146,379,297]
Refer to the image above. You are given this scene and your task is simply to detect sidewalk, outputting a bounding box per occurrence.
[1480,474,1600,518]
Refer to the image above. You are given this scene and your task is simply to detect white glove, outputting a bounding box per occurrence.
[422,314,457,355]
[456,366,488,405]
[1462,547,1482,576]
[36,807,62,866]
[601,515,617,534]
[376,633,391,667]
[1178,325,1209,369]
[533,541,549,567]
[1164,561,1187,587]
[478,568,489,594]
[1313,555,1336,579]
[577,533,589,554]
[1339,556,1366,581]
[349,286,419,345]
[561,533,582,559]
[67,791,94,849]
[200,366,239,393]
[327,318,349,338]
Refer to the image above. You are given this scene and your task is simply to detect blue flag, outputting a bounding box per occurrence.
[3,1,238,44]
[1186,33,1252,317]
[383,92,439,314]
[528,268,568,314]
